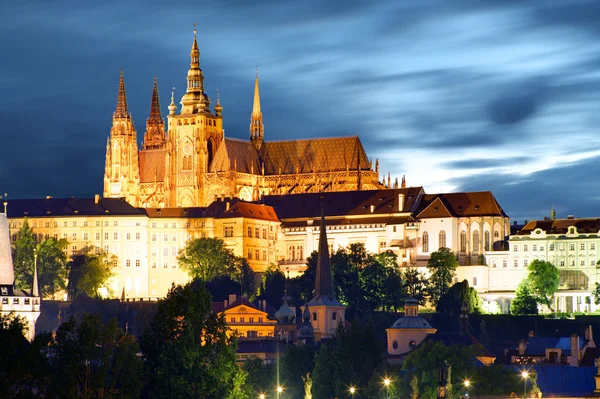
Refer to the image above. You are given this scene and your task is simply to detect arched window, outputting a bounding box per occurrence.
[473,231,480,255]
[460,231,467,254]
[439,230,447,249]
[484,231,490,251]
[207,139,215,168]
[494,230,500,238]
[422,232,429,253]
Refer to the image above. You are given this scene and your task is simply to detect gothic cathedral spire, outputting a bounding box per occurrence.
[143,76,166,149]
[104,70,140,204]
[180,24,209,114]
[250,70,264,149]
[114,69,129,120]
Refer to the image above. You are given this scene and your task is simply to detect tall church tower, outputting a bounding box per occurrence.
[250,71,264,149]
[165,26,224,207]
[103,70,140,204]
[143,77,166,150]
[307,203,346,340]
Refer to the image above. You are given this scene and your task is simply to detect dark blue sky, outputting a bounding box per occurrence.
[2,0,600,222]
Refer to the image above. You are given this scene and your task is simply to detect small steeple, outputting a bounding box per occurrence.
[214,90,223,117]
[143,77,166,149]
[168,88,177,115]
[313,199,336,301]
[551,204,556,220]
[250,69,264,148]
[401,175,406,189]
[298,302,314,342]
[32,253,39,297]
[114,69,130,120]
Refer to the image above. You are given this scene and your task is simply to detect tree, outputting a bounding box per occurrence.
[140,280,239,398]
[312,318,385,398]
[382,266,406,312]
[403,268,430,305]
[47,314,142,398]
[11,218,35,291]
[243,357,274,396]
[436,280,482,315]
[510,281,538,315]
[427,248,458,306]
[526,260,559,310]
[233,257,256,298]
[178,237,237,281]
[280,344,316,399]
[36,238,69,298]
[401,340,479,399]
[67,246,115,299]
[594,282,600,305]
[258,264,286,309]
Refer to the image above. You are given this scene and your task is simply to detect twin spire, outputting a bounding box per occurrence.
[250,70,264,148]
[114,69,130,120]
[144,77,166,149]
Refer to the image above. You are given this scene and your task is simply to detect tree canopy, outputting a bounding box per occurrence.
[510,280,539,315]
[526,259,559,309]
[67,246,115,299]
[140,280,241,398]
[427,247,458,305]
[436,280,482,315]
[177,237,237,281]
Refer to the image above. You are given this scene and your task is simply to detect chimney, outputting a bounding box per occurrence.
[229,293,237,305]
[224,299,228,308]
[529,330,535,338]
[398,193,405,212]
[589,325,594,344]
[518,339,527,355]
[369,205,375,213]
[226,201,230,211]
[94,194,100,204]
[513,221,517,226]
[569,334,580,367]
[524,220,528,225]
[567,215,575,219]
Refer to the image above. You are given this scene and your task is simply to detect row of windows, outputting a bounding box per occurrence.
[421,230,499,254]
[247,249,268,261]
[247,226,268,239]
[493,258,598,268]
[288,246,304,261]
[513,243,597,252]
[228,317,264,323]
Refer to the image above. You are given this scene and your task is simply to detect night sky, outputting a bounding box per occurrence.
[2,0,600,222]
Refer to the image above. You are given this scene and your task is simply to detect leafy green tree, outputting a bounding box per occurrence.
[178,237,237,281]
[402,340,479,399]
[526,260,559,310]
[11,218,35,291]
[403,268,430,305]
[427,247,458,305]
[48,314,142,398]
[0,313,51,398]
[594,282,600,305]
[258,264,286,309]
[140,280,239,398]
[36,238,69,298]
[67,246,115,299]
[233,257,256,298]
[243,357,275,396]
[312,318,385,398]
[289,251,317,302]
[382,266,407,312]
[280,344,316,399]
[436,280,482,315]
[510,281,538,315]
[470,364,520,396]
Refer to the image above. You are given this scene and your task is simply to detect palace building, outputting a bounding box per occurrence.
[103,28,383,208]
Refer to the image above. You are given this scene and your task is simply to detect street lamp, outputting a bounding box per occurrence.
[276,386,283,399]
[464,380,470,397]
[522,371,529,399]
[349,386,356,397]
[259,394,265,399]
[384,378,391,399]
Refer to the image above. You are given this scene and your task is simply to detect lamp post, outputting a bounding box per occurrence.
[349,386,356,398]
[276,385,283,399]
[463,380,470,398]
[259,395,265,399]
[384,378,391,399]
[522,371,529,399]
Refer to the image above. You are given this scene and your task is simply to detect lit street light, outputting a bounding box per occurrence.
[259,394,265,399]
[384,378,391,399]
[276,386,283,399]
[522,371,529,399]
[464,380,470,398]
[349,386,356,397]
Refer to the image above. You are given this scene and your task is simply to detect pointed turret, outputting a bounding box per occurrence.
[32,254,39,297]
[143,77,166,149]
[313,205,335,301]
[298,302,315,343]
[168,89,177,115]
[180,24,209,113]
[114,69,130,120]
[0,212,15,293]
[250,70,264,149]
[214,91,223,117]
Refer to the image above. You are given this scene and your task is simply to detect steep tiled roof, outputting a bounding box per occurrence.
[139,149,166,183]
[217,202,279,222]
[209,138,261,174]
[260,136,371,175]
[417,191,508,218]
[516,218,600,235]
[6,197,145,217]
[261,187,424,220]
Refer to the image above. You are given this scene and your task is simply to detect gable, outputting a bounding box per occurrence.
[417,197,453,219]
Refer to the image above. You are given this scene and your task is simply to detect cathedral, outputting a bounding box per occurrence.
[103,29,384,208]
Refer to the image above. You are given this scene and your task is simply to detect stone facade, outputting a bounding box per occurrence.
[104,30,383,209]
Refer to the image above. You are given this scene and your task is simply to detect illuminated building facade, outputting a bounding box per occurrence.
[103,29,383,209]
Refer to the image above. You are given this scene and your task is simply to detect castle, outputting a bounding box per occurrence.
[103,28,383,208]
